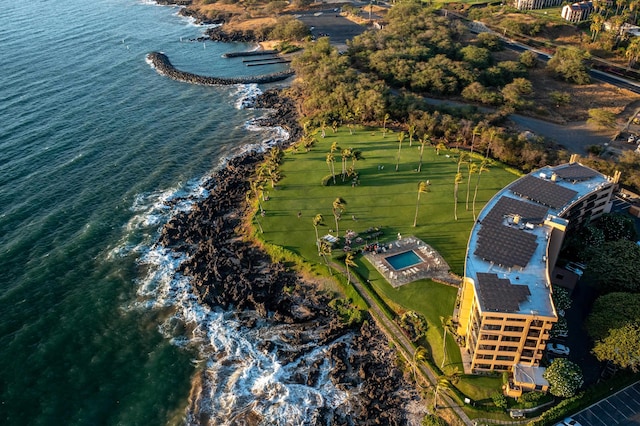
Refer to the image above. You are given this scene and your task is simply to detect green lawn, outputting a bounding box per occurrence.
[259,126,518,275]
[257,126,518,406]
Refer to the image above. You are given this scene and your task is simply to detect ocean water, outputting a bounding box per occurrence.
[0,1,303,424]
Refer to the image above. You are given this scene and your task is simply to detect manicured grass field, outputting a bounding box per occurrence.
[259,126,518,274]
[256,126,518,400]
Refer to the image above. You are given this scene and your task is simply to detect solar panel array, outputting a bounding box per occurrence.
[554,163,599,182]
[510,175,578,210]
[483,197,548,226]
[476,273,531,312]
[475,223,538,268]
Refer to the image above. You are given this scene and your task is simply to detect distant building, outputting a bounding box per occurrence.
[455,159,618,376]
[561,1,594,22]
[513,0,562,11]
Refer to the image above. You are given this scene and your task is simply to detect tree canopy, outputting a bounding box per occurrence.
[586,292,640,340]
[593,322,640,372]
[543,358,584,398]
[546,47,591,85]
[586,240,640,293]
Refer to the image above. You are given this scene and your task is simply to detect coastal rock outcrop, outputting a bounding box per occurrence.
[158,91,425,423]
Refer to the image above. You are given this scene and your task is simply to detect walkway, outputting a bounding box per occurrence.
[332,261,474,425]
[569,381,640,426]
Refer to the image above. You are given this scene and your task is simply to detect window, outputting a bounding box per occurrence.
[504,326,524,332]
[524,339,537,348]
[475,363,491,370]
[479,345,496,351]
[485,316,503,321]
[496,355,515,361]
[483,324,502,331]
[502,336,521,342]
[477,354,494,360]
[531,320,543,328]
[499,346,518,352]
[527,329,541,338]
[481,334,499,341]
[494,365,509,370]
[506,317,526,322]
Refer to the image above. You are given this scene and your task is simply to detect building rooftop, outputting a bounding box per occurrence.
[513,364,549,388]
[465,163,613,318]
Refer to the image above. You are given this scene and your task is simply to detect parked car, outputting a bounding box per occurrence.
[564,264,583,277]
[563,417,583,426]
[547,342,570,356]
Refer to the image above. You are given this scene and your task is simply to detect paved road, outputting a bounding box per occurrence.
[569,381,640,426]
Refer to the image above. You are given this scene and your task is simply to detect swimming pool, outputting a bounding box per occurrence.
[385,250,422,270]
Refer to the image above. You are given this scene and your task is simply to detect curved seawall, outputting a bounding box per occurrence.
[147,51,294,85]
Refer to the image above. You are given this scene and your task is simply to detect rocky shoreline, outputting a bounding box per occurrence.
[157,91,426,424]
[147,52,294,86]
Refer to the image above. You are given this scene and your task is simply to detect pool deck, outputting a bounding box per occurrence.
[363,236,459,288]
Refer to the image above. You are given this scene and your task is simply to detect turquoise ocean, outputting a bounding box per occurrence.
[0,1,302,424]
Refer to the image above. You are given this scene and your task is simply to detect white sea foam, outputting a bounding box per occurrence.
[132,242,352,425]
[114,141,355,424]
[233,83,261,110]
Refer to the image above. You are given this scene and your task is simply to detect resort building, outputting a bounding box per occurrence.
[561,1,594,22]
[513,0,562,11]
[455,159,618,377]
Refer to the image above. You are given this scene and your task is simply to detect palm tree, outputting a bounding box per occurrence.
[412,346,430,386]
[332,197,347,234]
[350,150,363,173]
[418,135,430,173]
[590,13,605,41]
[408,122,417,147]
[313,214,324,254]
[395,131,405,172]
[472,161,490,221]
[465,161,477,211]
[321,120,326,138]
[382,113,390,137]
[439,315,456,369]
[341,148,352,181]
[345,251,357,282]
[433,366,461,410]
[326,153,336,184]
[250,179,265,214]
[246,190,264,233]
[319,239,333,275]
[435,141,447,155]
[330,141,339,154]
[413,180,431,227]
[454,172,463,221]
[626,36,640,67]
[485,129,497,160]
[453,154,466,221]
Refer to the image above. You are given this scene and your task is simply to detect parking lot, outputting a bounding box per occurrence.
[569,381,640,425]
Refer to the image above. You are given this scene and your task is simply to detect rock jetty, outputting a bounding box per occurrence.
[147,51,294,85]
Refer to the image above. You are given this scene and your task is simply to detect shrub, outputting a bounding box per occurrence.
[398,311,429,342]
[492,392,508,410]
[422,414,448,426]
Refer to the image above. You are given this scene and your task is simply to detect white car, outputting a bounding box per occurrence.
[547,342,570,356]
[563,418,583,426]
